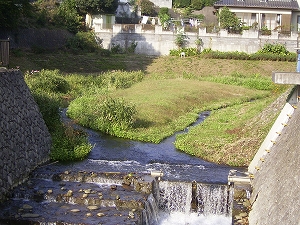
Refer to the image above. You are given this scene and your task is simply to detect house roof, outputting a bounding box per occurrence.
[214,0,299,10]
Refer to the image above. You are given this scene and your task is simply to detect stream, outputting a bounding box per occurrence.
[61,110,235,184]
[0,110,242,225]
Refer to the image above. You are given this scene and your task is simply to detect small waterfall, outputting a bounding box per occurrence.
[142,180,233,225]
[196,183,233,216]
[142,194,160,225]
[158,181,192,214]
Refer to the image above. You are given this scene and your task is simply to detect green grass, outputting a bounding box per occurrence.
[109,79,270,143]
[17,50,294,166]
[175,96,280,166]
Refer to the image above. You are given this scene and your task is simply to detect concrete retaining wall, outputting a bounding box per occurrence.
[0,69,51,202]
[96,25,299,55]
[0,27,298,56]
[248,89,300,224]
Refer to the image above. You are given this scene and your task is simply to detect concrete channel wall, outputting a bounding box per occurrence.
[248,87,300,225]
[0,69,51,202]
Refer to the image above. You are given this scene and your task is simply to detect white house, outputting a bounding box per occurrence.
[214,0,300,32]
[86,14,115,32]
[151,0,173,8]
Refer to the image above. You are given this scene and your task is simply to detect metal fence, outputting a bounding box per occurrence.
[0,39,9,67]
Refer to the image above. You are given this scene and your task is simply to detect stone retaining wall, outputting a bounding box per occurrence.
[0,69,51,202]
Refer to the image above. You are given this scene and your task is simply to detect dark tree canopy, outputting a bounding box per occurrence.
[75,0,119,14]
[0,0,32,28]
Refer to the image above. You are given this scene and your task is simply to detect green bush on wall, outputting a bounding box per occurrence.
[169,43,297,62]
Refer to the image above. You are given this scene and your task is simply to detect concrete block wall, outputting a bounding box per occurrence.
[0,69,51,202]
[96,25,299,55]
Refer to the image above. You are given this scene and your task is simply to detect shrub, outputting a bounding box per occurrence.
[169,45,296,62]
[127,41,138,54]
[175,32,188,49]
[30,91,61,132]
[67,31,101,53]
[67,96,137,135]
[170,48,199,56]
[53,0,82,33]
[173,0,191,8]
[101,70,144,89]
[257,43,289,55]
[111,43,124,54]
[50,122,92,161]
[25,69,91,162]
[26,69,69,94]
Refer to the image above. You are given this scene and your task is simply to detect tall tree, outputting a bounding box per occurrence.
[54,0,82,33]
[0,0,31,28]
[75,0,118,14]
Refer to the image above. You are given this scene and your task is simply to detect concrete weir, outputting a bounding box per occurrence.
[233,67,300,225]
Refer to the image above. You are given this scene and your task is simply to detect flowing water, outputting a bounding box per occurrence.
[0,110,239,224]
[60,110,234,184]
[143,181,233,225]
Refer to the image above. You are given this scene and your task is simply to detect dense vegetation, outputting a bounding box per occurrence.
[14,42,295,166]
[4,1,296,166]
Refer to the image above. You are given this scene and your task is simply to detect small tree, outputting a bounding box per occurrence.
[218,7,242,33]
[158,7,171,29]
[140,0,156,16]
[75,0,118,14]
[195,36,203,52]
[175,32,188,49]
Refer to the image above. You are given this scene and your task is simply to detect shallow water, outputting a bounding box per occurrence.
[60,110,237,184]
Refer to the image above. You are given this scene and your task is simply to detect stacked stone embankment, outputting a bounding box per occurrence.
[0,69,51,202]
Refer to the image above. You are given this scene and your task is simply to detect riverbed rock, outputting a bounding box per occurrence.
[84,189,92,194]
[239,212,248,217]
[87,205,98,210]
[65,190,73,197]
[21,213,40,218]
[110,185,117,190]
[70,209,80,213]
[82,193,88,198]
[97,212,105,217]
[22,204,33,210]
[128,211,135,219]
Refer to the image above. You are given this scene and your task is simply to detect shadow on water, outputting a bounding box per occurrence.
[57,110,238,184]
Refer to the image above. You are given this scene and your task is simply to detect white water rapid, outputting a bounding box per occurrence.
[143,181,233,225]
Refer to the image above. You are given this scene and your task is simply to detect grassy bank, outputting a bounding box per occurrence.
[13,51,294,166]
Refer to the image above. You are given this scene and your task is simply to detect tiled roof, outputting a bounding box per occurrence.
[214,0,299,9]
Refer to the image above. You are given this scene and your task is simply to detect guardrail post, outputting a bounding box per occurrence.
[0,39,9,67]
